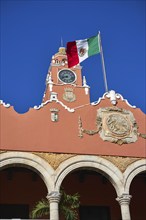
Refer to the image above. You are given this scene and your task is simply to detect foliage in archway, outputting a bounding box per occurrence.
[30,188,80,220]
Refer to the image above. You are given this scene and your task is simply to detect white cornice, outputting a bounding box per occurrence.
[91,90,136,108]
[0,90,137,113]
[0,100,11,108]
[33,97,75,113]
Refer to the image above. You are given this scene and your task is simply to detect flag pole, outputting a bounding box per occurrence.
[98,31,108,92]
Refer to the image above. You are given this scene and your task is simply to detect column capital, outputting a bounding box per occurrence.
[116,193,132,205]
[46,191,61,203]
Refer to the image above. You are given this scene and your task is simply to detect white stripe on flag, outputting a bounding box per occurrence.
[76,39,89,63]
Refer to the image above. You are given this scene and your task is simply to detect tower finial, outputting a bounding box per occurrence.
[61,37,63,47]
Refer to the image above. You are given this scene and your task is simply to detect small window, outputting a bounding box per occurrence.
[79,205,111,220]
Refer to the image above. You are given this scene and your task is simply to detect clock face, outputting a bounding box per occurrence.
[58,69,76,84]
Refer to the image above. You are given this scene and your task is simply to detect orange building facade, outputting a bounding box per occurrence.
[0,47,146,220]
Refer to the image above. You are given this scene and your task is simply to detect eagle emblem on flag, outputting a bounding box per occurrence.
[79,48,86,57]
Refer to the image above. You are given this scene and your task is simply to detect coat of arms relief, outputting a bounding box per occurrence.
[63,88,76,102]
[78,107,146,145]
[97,107,137,144]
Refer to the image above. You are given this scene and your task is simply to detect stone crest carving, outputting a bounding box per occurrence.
[63,88,76,102]
[104,114,131,137]
[97,107,138,144]
[78,107,145,145]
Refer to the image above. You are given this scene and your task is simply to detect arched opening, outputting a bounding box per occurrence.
[0,166,48,219]
[130,171,146,220]
[61,168,121,220]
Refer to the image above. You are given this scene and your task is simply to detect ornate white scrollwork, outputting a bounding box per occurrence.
[91,90,136,108]
[0,100,10,108]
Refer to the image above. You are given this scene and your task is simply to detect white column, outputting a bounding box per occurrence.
[116,193,132,220]
[47,191,60,220]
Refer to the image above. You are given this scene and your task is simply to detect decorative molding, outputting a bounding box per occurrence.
[0,91,138,115]
[0,151,142,173]
[0,89,136,116]
[56,100,75,112]
[91,93,107,106]
[115,93,136,108]
[101,156,140,172]
[78,116,100,138]
[91,90,136,108]
[33,96,75,113]
[33,152,75,169]
[116,193,132,205]
[36,151,141,175]
[46,191,60,203]
[0,100,11,108]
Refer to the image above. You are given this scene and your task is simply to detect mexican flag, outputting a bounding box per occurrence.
[66,34,101,68]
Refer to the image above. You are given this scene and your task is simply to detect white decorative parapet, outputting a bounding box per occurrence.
[0,100,11,108]
[33,92,75,113]
[91,90,136,108]
[56,100,75,112]
[34,90,136,112]
[106,90,118,105]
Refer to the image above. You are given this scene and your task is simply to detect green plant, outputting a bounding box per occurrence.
[30,188,80,220]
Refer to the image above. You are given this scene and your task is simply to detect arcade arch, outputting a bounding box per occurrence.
[54,155,124,196]
[1,152,145,220]
[123,159,146,194]
[0,151,55,192]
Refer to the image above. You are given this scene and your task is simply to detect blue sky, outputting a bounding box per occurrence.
[1,0,145,113]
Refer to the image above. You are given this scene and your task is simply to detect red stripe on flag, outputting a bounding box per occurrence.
[66,41,79,68]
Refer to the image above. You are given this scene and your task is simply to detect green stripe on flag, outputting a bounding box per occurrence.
[88,35,100,57]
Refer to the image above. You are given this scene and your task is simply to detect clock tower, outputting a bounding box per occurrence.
[42,47,90,107]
